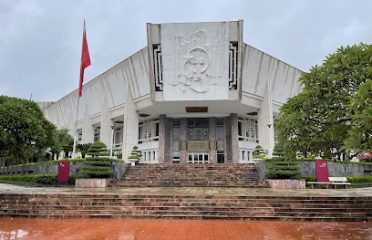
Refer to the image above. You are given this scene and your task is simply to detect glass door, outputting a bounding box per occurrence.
[188,153,209,164]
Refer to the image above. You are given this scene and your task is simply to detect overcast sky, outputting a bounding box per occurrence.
[1,0,371,102]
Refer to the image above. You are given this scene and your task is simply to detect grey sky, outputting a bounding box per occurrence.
[1,0,371,101]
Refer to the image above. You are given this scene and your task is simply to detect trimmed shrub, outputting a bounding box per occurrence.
[80,157,113,178]
[253,145,266,159]
[87,142,108,157]
[128,146,141,162]
[266,159,301,179]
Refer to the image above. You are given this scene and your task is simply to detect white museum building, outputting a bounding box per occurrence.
[42,21,303,164]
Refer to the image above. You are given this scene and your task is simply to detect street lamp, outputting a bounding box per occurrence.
[109,122,115,158]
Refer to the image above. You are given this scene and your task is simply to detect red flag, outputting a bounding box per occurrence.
[79,20,91,97]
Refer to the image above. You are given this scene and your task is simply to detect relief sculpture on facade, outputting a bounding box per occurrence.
[169,30,221,93]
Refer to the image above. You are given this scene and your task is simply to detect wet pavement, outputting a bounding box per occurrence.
[0,218,371,240]
[1,183,372,197]
[1,183,371,239]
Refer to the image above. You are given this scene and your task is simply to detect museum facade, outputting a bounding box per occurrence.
[42,21,303,163]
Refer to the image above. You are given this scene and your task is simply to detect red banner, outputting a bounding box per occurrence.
[79,20,91,97]
[316,160,329,182]
[58,160,70,184]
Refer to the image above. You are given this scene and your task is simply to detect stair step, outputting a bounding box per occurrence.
[1,192,371,221]
[117,163,265,188]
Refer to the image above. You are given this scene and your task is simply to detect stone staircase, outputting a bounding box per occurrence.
[115,163,267,188]
[1,194,371,221]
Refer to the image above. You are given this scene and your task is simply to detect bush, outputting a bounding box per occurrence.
[0,174,57,184]
[347,176,372,184]
[0,174,79,185]
[301,176,316,182]
[80,157,113,178]
[128,146,141,162]
[253,145,266,159]
[87,142,108,157]
[266,159,301,179]
[68,174,80,185]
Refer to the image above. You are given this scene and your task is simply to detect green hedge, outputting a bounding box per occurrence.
[1,158,124,168]
[0,174,57,184]
[0,174,80,185]
[68,174,80,185]
[266,160,301,179]
[80,157,113,179]
[299,176,372,184]
[300,176,316,182]
[347,176,372,183]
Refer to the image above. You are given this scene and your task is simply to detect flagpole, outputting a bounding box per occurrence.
[72,20,89,159]
[72,96,80,158]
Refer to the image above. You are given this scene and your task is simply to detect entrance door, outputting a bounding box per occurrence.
[217,152,224,163]
[188,153,209,164]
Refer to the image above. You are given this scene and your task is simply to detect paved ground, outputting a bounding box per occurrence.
[0,183,372,197]
[1,184,371,239]
[0,219,371,240]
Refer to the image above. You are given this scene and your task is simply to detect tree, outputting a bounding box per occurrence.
[343,80,372,152]
[77,143,92,159]
[50,129,73,160]
[0,96,56,166]
[277,43,372,159]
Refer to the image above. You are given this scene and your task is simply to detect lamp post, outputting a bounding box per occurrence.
[109,122,115,158]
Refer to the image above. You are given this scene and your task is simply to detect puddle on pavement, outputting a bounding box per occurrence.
[0,219,371,240]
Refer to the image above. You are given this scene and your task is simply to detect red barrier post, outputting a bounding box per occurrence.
[58,160,70,184]
[315,160,329,182]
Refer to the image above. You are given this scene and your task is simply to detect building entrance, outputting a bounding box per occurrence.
[188,153,209,164]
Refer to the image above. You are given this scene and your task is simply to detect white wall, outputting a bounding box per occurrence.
[241,44,303,104]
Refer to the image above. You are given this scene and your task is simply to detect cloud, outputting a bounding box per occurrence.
[0,0,371,101]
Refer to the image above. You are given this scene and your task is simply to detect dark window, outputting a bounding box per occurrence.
[187,118,209,140]
[155,122,159,136]
[217,152,225,163]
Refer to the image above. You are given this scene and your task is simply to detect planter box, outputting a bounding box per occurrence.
[267,179,306,189]
[75,178,112,188]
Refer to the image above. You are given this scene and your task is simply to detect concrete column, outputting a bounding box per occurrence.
[165,118,173,163]
[82,105,94,144]
[230,114,239,163]
[257,81,275,157]
[209,118,217,163]
[224,117,231,163]
[158,115,166,163]
[100,98,112,147]
[122,96,138,162]
[225,114,239,163]
[180,118,188,163]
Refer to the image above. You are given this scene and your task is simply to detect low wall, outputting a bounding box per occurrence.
[0,161,126,179]
[267,179,306,189]
[256,161,372,180]
[75,179,112,188]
